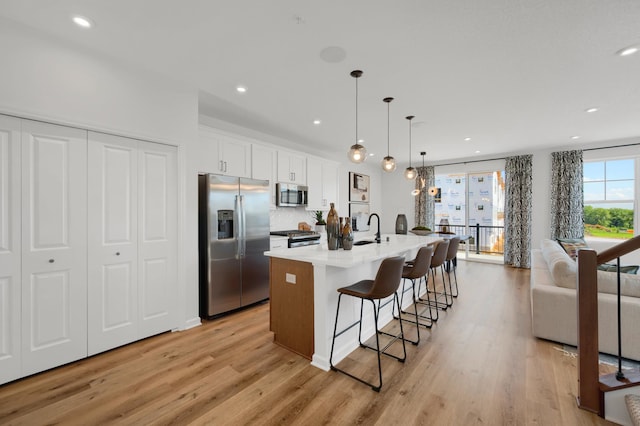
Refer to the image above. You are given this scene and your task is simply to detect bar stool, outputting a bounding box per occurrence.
[329,256,406,392]
[445,237,461,297]
[424,239,451,310]
[395,245,435,343]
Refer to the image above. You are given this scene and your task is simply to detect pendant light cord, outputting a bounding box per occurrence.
[387,102,390,156]
[355,76,358,144]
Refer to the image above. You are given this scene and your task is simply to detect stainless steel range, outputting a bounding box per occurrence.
[270,230,321,248]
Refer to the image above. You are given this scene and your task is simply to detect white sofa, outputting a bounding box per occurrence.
[530,239,640,360]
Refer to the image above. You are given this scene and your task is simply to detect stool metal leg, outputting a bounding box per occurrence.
[330,293,407,392]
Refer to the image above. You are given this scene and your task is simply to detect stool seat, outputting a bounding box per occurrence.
[338,279,389,300]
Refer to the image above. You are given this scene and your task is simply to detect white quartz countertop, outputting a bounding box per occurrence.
[264,234,443,268]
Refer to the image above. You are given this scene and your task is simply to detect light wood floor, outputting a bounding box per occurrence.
[0,262,616,425]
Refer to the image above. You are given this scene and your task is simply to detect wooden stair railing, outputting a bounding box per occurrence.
[577,235,640,417]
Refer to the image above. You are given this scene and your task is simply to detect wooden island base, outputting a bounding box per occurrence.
[269,258,314,359]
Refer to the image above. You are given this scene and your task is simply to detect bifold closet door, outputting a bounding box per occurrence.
[87,132,139,356]
[20,119,87,376]
[137,141,177,338]
[0,115,22,384]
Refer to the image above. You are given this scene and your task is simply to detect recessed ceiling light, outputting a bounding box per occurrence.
[585,107,599,113]
[358,139,364,143]
[571,135,580,140]
[368,153,375,157]
[236,86,247,93]
[72,15,93,28]
[475,150,481,154]
[618,46,639,57]
[313,119,321,125]
[464,137,471,141]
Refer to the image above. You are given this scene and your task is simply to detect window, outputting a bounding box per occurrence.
[583,158,635,239]
[434,170,505,258]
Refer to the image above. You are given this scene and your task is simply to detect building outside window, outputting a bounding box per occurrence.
[434,170,505,259]
[583,158,636,240]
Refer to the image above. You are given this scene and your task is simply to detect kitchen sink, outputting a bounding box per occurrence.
[353,240,374,246]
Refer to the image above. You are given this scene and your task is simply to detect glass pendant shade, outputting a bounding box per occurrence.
[348,143,367,163]
[404,166,417,180]
[382,156,396,172]
[381,97,396,173]
[347,70,366,163]
[404,115,416,180]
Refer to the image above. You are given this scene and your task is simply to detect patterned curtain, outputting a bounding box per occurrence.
[550,150,583,239]
[504,155,533,268]
[415,166,435,229]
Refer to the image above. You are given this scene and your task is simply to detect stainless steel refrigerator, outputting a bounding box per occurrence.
[198,174,270,317]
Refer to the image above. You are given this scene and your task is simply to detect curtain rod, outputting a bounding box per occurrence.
[429,156,507,168]
[583,141,640,152]
[431,140,640,167]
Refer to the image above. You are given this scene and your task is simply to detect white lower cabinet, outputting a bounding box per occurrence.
[0,114,178,385]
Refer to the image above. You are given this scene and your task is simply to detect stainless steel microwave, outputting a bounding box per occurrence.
[276,183,308,207]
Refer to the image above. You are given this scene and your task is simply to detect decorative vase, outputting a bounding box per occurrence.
[342,217,353,250]
[326,203,340,250]
[395,214,407,234]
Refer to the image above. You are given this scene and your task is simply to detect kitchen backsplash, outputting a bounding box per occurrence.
[270,207,317,231]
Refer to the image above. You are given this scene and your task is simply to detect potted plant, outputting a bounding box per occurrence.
[313,210,326,233]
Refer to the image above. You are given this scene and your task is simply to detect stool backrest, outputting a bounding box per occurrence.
[430,240,449,268]
[404,245,434,279]
[369,256,405,299]
[445,237,461,261]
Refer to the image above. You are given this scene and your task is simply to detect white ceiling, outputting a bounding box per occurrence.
[1,0,639,164]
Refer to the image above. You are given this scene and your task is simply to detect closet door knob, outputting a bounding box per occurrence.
[116,252,121,256]
[48,259,55,263]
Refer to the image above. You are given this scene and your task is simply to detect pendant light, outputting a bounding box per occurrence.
[347,70,367,163]
[404,115,417,180]
[381,97,396,172]
[412,151,427,196]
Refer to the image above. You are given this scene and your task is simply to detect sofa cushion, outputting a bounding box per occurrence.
[542,239,577,289]
[597,270,640,298]
[557,237,588,259]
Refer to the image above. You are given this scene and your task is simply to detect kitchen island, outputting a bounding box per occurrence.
[264,234,443,371]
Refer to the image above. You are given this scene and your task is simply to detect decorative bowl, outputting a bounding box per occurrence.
[410,230,432,236]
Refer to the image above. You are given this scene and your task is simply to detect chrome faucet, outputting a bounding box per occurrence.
[368,213,381,244]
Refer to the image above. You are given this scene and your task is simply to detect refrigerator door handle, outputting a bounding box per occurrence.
[238,194,246,257]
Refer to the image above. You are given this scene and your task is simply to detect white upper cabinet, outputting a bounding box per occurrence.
[277,150,306,185]
[20,119,88,377]
[0,115,22,384]
[198,126,251,177]
[306,156,338,211]
[251,144,277,207]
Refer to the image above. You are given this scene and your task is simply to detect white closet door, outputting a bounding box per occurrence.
[137,141,177,338]
[87,132,138,356]
[0,115,21,384]
[20,120,87,376]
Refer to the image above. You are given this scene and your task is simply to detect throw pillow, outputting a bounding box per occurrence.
[557,238,588,259]
[597,264,639,274]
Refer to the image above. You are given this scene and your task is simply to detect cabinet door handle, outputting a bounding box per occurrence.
[224,161,228,172]
[219,160,224,172]
[48,259,55,263]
